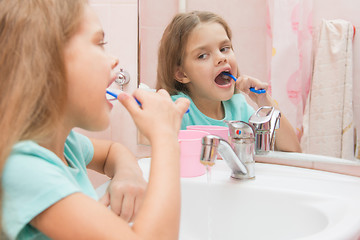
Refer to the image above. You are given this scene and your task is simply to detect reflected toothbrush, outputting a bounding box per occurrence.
[222,72,266,94]
[106,89,189,113]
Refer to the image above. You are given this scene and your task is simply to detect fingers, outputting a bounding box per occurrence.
[156,88,171,97]
[101,188,135,222]
[110,192,124,216]
[117,91,141,116]
[118,194,135,222]
[99,192,110,206]
[175,97,190,115]
[236,75,268,94]
[133,196,143,220]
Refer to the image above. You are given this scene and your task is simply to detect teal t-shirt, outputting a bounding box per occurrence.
[2,130,97,240]
[171,92,255,130]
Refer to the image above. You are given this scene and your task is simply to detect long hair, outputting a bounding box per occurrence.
[156,11,233,95]
[0,0,87,230]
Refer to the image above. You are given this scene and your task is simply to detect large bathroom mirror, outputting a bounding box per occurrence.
[138,0,360,161]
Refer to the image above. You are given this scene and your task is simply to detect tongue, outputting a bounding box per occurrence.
[215,74,231,86]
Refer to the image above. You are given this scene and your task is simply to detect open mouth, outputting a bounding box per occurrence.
[214,71,232,86]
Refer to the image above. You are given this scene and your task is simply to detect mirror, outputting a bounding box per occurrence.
[138,0,360,161]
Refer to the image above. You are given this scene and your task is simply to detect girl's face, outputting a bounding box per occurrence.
[64,6,118,131]
[179,22,237,104]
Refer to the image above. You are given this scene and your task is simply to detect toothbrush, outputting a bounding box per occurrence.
[106,89,189,113]
[222,72,266,94]
[106,90,142,106]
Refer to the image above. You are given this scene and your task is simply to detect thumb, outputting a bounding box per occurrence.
[117,92,140,116]
[175,97,190,116]
[99,192,110,206]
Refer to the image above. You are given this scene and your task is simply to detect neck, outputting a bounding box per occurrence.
[190,95,224,120]
[36,124,71,165]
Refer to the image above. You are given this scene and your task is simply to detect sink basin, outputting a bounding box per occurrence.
[96,157,360,240]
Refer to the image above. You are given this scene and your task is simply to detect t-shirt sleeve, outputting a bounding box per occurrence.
[2,153,81,239]
[65,130,94,166]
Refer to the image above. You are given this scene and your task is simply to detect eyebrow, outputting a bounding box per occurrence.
[189,39,232,55]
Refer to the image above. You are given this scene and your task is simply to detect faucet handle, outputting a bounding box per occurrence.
[225,120,255,140]
[271,109,281,130]
[248,106,275,131]
[270,109,281,148]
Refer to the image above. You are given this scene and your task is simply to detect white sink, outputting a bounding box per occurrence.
[96,157,360,240]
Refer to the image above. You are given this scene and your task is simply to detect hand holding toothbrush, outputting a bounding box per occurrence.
[117,89,190,142]
[222,72,279,108]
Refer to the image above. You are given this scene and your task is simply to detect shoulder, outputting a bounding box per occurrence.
[171,92,191,101]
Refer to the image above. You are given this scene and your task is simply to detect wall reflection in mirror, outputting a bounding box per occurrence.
[138,0,360,161]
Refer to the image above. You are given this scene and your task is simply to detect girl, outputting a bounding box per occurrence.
[0,0,189,239]
[157,11,301,153]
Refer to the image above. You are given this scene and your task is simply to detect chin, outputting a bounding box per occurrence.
[219,91,234,102]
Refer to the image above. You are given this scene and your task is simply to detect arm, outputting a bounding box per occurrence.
[30,89,190,239]
[236,75,302,153]
[87,138,147,222]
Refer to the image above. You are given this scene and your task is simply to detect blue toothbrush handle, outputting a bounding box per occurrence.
[250,87,266,94]
[222,72,266,94]
[106,90,142,107]
[106,90,189,113]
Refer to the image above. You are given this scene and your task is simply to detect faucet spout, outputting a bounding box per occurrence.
[200,135,248,179]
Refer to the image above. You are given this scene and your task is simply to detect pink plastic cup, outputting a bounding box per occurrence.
[178,130,209,177]
[186,125,229,159]
[186,125,229,141]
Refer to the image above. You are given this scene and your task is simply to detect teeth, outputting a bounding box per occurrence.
[222,75,230,80]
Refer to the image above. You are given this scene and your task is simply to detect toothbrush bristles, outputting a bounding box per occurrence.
[222,72,237,81]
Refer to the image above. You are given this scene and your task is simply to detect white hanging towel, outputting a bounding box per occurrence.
[301,19,354,160]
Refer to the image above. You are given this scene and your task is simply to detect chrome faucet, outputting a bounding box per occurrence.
[248,106,281,154]
[200,121,256,180]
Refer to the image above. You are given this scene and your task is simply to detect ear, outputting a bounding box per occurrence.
[174,67,191,84]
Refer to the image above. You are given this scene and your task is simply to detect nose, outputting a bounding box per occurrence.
[111,56,119,69]
[215,51,227,65]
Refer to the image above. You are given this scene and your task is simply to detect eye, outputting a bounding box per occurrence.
[98,40,108,48]
[198,53,208,60]
[220,46,230,53]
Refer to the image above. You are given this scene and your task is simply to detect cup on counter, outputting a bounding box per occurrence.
[186,125,229,160]
[186,125,229,142]
[178,130,209,177]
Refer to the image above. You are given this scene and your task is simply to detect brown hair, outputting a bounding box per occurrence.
[0,0,87,230]
[156,11,233,95]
